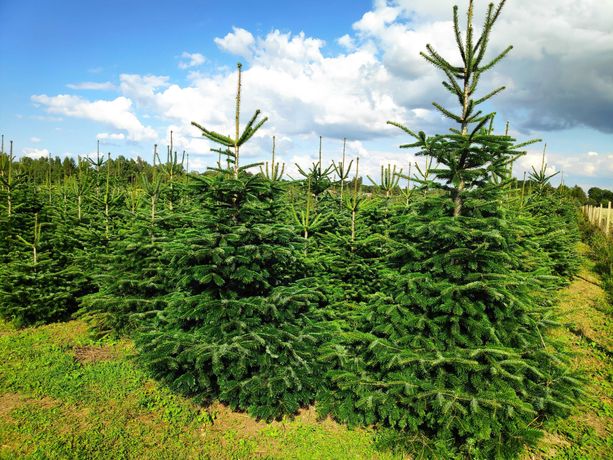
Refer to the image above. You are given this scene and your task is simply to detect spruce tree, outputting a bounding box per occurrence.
[78,176,174,337]
[321,158,390,305]
[319,2,582,458]
[523,148,580,280]
[0,177,84,327]
[136,64,327,420]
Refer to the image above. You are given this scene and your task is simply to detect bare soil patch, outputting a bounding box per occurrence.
[73,344,117,364]
[0,393,59,420]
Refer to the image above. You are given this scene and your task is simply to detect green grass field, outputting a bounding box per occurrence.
[0,319,395,459]
[1,246,611,459]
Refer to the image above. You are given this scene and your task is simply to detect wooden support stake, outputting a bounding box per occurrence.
[604,201,611,236]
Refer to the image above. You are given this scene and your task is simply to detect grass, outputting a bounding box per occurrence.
[524,243,613,459]
[0,319,395,459]
[1,245,611,459]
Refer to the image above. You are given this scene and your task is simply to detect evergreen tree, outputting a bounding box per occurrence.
[0,180,84,327]
[319,2,582,458]
[78,141,187,337]
[135,64,327,420]
[523,147,580,280]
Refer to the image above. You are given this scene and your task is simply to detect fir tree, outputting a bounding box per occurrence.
[523,147,580,280]
[259,136,286,182]
[135,63,327,420]
[0,179,84,327]
[295,136,334,198]
[319,2,582,458]
[331,138,354,209]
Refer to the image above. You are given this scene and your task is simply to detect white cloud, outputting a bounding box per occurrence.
[120,29,412,145]
[214,27,255,59]
[516,149,613,180]
[353,2,400,35]
[66,81,115,90]
[30,136,41,143]
[251,30,326,67]
[26,0,613,186]
[343,0,613,134]
[31,94,157,141]
[178,52,205,69]
[337,34,355,50]
[163,124,212,156]
[489,0,613,60]
[23,148,50,159]
[97,133,126,140]
[119,74,170,108]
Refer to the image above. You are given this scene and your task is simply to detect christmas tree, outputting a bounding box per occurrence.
[136,64,327,420]
[319,2,582,457]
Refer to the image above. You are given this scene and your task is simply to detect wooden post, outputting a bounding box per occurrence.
[604,201,611,236]
[588,205,592,223]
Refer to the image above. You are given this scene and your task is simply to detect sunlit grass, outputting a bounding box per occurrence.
[0,319,395,459]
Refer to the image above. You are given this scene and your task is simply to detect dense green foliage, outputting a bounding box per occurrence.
[318,1,584,458]
[581,216,613,303]
[0,1,606,457]
[136,171,328,420]
[587,186,613,206]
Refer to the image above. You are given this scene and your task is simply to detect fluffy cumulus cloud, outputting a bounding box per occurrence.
[118,75,170,108]
[23,147,50,159]
[29,0,613,184]
[178,52,205,69]
[517,148,613,185]
[214,27,255,59]
[97,133,126,140]
[490,0,613,133]
[112,27,430,150]
[370,0,613,134]
[31,94,157,141]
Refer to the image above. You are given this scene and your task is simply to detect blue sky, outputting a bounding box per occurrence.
[1,0,612,190]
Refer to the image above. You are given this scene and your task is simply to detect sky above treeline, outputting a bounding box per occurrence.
[1,0,612,190]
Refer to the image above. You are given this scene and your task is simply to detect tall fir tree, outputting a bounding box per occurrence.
[319,2,582,458]
[135,64,328,420]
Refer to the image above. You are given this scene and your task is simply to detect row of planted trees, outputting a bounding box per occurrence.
[0,1,587,458]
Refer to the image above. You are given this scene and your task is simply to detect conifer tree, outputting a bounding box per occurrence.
[295,136,334,198]
[0,140,18,259]
[0,177,84,326]
[367,164,402,199]
[523,147,580,280]
[332,138,354,209]
[136,63,327,420]
[260,136,286,182]
[321,157,389,305]
[78,175,174,337]
[319,2,582,458]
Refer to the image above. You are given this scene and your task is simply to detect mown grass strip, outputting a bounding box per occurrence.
[0,320,395,460]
